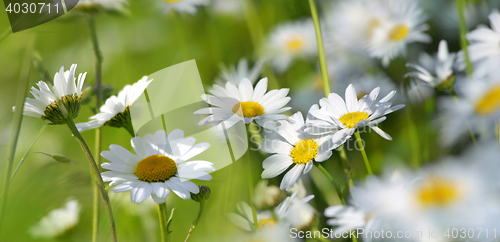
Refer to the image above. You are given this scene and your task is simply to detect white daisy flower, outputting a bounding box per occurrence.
[160,0,209,14]
[254,180,284,210]
[194,77,291,130]
[398,157,500,237]
[263,19,317,73]
[276,191,316,231]
[23,64,86,125]
[325,0,430,66]
[100,129,215,204]
[462,11,500,78]
[307,84,405,144]
[366,0,431,66]
[406,40,457,88]
[226,201,275,231]
[438,76,500,147]
[325,0,389,53]
[29,200,81,238]
[260,111,335,191]
[76,76,152,134]
[74,0,127,12]
[227,191,315,231]
[215,58,265,86]
[324,205,374,235]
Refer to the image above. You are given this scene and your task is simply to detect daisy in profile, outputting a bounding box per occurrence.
[438,76,500,147]
[406,40,457,89]
[29,200,81,238]
[366,0,431,66]
[260,111,335,191]
[160,0,209,14]
[76,76,152,135]
[263,20,317,73]
[307,84,405,143]
[215,58,265,85]
[73,0,127,12]
[23,64,86,125]
[101,129,215,204]
[194,77,291,130]
[462,11,500,78]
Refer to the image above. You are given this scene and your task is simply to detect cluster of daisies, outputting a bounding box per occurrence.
[20,0,500,241]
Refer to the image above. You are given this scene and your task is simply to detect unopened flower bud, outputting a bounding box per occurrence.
[191,186,210,202]
[50,154,73,163]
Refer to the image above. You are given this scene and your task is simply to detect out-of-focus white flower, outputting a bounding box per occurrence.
[406,40,456,88]
[76,76,152,133]
[210,0,243,16]
[276,191,316,231]
[160,0,209,14]
[324,205,374,234]
[73,0,127,12]
[438,76,500,147]
[263,20,317,73]
[326,0,430,67]
[194,78,291,130]
[227,191,315,231]
[226,201,275,231]
[260,111,335,191]
[307,84,405,144]
[101,129,215,204]
[254,180,284,210]
[406,79,435,104]
[460,11,500,78]
[29,200,81,238]
[215,58,265,85]
[366,0,431,66]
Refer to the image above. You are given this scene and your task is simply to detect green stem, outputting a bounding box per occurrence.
[245,125,259,230]
[0,53,32,236]
[10,125,46,181]
[308,0,330,96]
[455,0,473,76]
[354,131,372,175]
[184,200,205,242]
[66,118,117,242]
[158,203,169,242]
[338,147,354,188]
[88,16,103,242]
[315,164,346,205]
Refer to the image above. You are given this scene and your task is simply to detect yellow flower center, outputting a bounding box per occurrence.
[232,101,265,118]
[286,37,306,52]
[258,218,277,228]
[388,24,409,41]
[417,177,461,207]
[474,86,500,115]
[290,139,319,165]
[164,0,183,3]
[339,111,369,129]
[135,155,177,183]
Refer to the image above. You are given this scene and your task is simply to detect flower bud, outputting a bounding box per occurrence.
[50,154,73,163]
[191,186,210,203]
